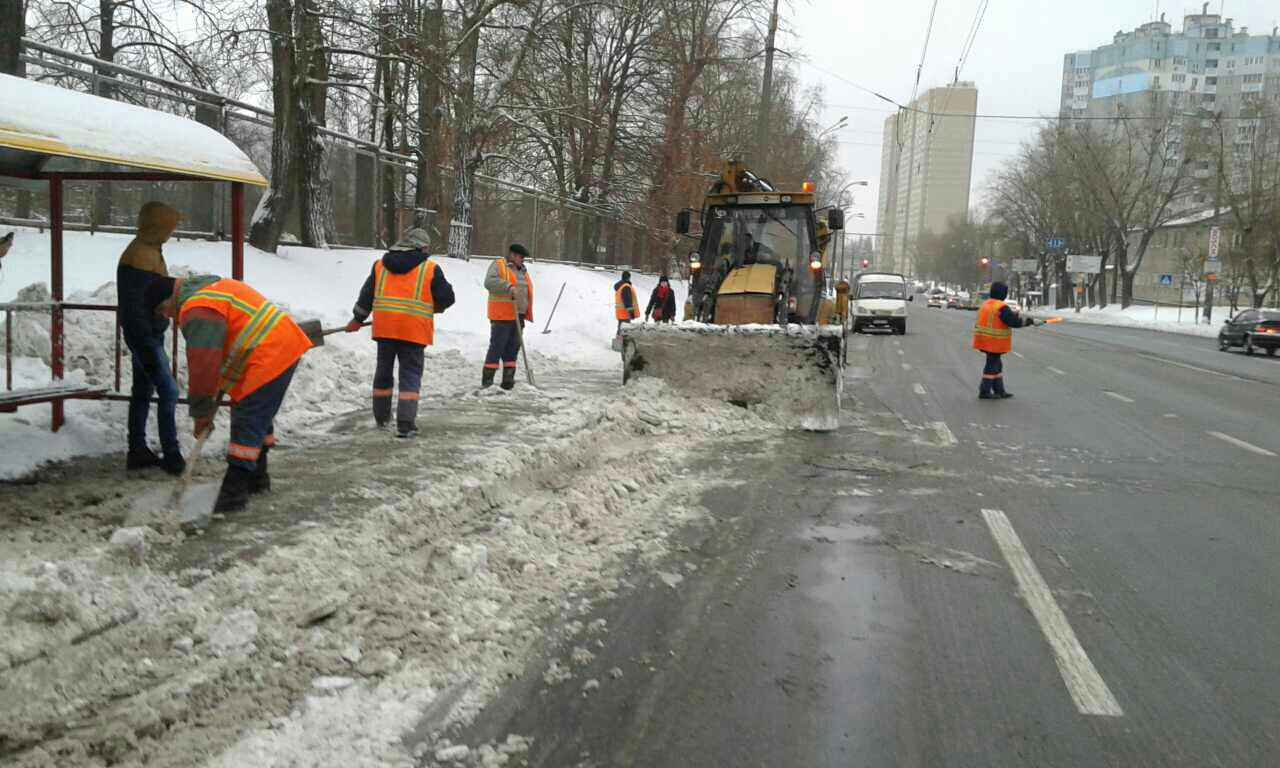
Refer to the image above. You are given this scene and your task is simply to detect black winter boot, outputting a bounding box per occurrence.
[249,447,270,494]
[126,447,162,471]
[372,395,393,427]
[160,451,186,476]
[500,367,516,391]
[213,466,253,513]
[481,367,496,388]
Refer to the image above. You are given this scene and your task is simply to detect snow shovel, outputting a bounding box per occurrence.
[299,320,368,348]
[513,313,536,387]
[541,282,566,334]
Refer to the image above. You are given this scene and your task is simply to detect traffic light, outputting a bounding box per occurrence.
[860,258,870,268]
[979,256,990,268]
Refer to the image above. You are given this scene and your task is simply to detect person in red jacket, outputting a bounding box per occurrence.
[645,275,677,323]
[146,275,311,512]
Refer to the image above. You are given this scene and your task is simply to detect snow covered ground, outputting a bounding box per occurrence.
[0,226,682,478]
[1030,303,1221,339]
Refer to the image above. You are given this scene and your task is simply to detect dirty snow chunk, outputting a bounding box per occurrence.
[543,659,573,686]
[311,676,354,694]
[571,646,595,665]
[499,735,531,755]
[609,666,624,680]
[172,636,194,655]
[108,526,151,564]
[435,744,470,762]
[587,618,608,634]
[206,608,259,656]
[6,578,79,624]
[656,571,684,589]
[356,648,401,677]
[297,591,347,627]
[582,678,600,694]
[340,643,362,665]
[451,543,489,578]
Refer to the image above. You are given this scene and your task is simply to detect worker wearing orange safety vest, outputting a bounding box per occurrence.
[482,243,533,390]
[146,274,312,512]
[614,270,639,335]
[345,228,455,438]
[972,281,1040,400]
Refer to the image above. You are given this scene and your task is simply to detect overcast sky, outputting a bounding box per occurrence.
[789,0,1279,234]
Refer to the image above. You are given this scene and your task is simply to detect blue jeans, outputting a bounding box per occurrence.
[227,363,297,471]
[125,332,179,455]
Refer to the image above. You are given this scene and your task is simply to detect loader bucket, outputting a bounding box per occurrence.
[620,323,844,431]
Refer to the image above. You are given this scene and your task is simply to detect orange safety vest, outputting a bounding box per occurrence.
[615,284,638,321]
[487,259,533,321]
[179,279,311,401]
[973,298,1013,354]
[372,260,437,345]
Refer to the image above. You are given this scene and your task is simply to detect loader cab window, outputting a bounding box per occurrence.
[701,205,821,318]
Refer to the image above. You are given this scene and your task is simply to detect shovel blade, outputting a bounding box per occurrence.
[299,319,325,347]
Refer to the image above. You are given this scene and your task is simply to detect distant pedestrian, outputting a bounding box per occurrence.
[645,275,677,324]
[146,275,312,513]
[614,270,639,335]
[117,202,184,475]
[973,281,1040,400]
[346,228,455,438]
[482,244,533,390]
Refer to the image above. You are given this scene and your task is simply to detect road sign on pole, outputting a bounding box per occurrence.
[1046,237,1066,250]
[1158,273,1173,287]
[1207,226,1221,259]
[1065,254,1102,273]
[1012,259,1039,273]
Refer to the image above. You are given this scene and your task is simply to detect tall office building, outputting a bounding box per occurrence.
[877,83,978,275]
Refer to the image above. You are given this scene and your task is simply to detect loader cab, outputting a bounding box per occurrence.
[692,200,823,324]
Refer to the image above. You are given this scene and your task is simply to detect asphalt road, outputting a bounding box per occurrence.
[446,305,1280,768]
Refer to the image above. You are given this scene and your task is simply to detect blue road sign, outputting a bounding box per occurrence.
[1158,274,1173,287]
[1046,238,1065,250]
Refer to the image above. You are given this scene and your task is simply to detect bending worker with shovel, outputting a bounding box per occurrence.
[145,275,312,513]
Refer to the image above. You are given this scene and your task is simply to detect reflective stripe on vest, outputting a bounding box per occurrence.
[195,288,288,393]
[488,260,531,321]
[372,260,436,345]
[973,299,1012,353]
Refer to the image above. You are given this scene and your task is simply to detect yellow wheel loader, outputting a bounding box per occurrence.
[621,161,847,430]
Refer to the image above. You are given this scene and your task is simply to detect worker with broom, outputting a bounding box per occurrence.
[144,275,312,513]
[482,243,533,390]
[344,228,455,437]
[973,280,1041,400]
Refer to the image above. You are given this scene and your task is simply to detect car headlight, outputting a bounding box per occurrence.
[894,306,907,316]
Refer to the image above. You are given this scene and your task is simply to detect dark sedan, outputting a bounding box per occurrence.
[1218,309,1280,356]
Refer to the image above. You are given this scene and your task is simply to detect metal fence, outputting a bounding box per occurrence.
[2,39,650,264]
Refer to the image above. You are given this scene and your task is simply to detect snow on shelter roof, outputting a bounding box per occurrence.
[0,74,267,186]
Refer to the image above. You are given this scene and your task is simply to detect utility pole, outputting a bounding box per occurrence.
[752,0,780,171]
[0,0,23,77]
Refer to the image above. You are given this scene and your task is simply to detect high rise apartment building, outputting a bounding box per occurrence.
[877,83,978,275]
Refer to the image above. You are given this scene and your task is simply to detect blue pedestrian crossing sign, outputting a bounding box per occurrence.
[1158,274,1174,287]
[1046,237,1066,250]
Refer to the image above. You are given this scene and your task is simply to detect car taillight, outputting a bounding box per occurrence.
[1256,325,1278,334]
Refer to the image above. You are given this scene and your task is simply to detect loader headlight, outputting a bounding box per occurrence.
[690,259,702,272]
[809,252,823,272]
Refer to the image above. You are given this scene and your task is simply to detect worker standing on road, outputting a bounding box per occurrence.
[145,275,312,513]
[345,228,455,438]
[614,270,640,334]
[973,281,1040,400]
[117,202,184,475]
[482,244,533,390]
[644,275,677,324]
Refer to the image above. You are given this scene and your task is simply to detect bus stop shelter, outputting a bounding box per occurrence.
[0,73,268,430]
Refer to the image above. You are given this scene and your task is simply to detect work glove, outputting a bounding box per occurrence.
[193,416,215,439]
[345,319,363,333]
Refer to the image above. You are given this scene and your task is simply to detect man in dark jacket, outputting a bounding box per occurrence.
[614,270,639,335]
[345,228,455,437]
[116,201,184,474]
[645,275,677,323]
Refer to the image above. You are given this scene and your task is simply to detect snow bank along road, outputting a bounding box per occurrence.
[456,304,1280,767]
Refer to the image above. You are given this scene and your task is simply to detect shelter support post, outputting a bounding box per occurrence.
[231,182,245,280]
[50,175,64,431]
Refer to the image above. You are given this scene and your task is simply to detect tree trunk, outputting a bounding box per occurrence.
[0,0,23,76]
[447,18,481,261]
[296,0,332,248]
[646,73,696,271]
[91,0,116,229]
[249,0,300,252]
[378,9,398,246]
[1096,252,1108,309]
[413,1,444,232]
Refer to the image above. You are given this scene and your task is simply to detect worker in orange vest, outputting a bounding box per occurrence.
[146,275,312,512]
[973,281,1040,400]
[344,228,455,438]
[482,243,533,390]
[614,270,639,335]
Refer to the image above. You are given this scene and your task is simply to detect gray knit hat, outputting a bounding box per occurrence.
[389,228,431,252]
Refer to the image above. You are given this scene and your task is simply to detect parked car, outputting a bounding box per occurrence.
[1218,309,1280,356]
[946,295,961,309]
[927,293,946,308]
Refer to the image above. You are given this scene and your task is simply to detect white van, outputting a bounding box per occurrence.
[851,272,910,334]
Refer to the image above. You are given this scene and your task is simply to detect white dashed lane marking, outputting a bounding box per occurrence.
[1047,366,1067,376]
[1011,351,1025,359]
[929,421,957,447]
[913,383,927,396]
[902,363,912,371]
[981,509,1124,718]
[1207,431,1277,457]
[1102,391,1135,403]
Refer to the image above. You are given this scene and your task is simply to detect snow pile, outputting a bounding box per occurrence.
[1,225,685,478]
[1030,304,1220,339]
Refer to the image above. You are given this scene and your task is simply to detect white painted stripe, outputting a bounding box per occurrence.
[929,421,957,447]
[897,349,906,356]
[913,383,927,396]
[902,363,912,371]
[1136,354,1241,381]
[1207,431,1277,457]
[981,509,1124,717]
[1047,366,1067,376]
[1011,351,1025,359]
[1102,390,1135,403]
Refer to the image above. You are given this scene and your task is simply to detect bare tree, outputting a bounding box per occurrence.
[1210,105,1280,307]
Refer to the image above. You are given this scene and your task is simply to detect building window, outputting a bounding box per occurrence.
[1207,59,1218,68]
[1226,59,1235,69]
[1209,43,1221,51]
[1202,94,1216,103]
[1206,76,1217,85]
[1205,28,1219,39]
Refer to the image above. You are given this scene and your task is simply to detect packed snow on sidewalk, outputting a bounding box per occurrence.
[0,225,682,478]
[1030,302,1221,339]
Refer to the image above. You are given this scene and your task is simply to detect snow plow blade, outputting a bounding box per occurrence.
[620,323,844,431]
